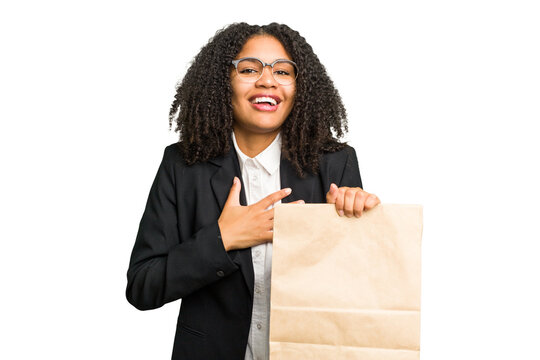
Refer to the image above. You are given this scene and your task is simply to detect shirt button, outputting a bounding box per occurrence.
[257,323,262,330]
[216,270,225,277]
[255,250,261,257]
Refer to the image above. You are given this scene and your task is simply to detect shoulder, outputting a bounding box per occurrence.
[318,144,361,187]
[161,142,187,167]
[320,143,358,164]
[161,142,224,172]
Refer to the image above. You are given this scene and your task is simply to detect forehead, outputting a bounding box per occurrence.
[235,35,292,62]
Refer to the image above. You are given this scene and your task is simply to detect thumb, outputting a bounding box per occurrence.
[326,183,339,204]
[224,177,241,207]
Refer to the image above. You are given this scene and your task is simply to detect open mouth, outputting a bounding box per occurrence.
[249,95,281,111]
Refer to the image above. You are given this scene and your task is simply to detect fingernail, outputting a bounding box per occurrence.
[338,210,344,217]
[284,188,292,195]
[233,177,239,184]
[299,200,305,204]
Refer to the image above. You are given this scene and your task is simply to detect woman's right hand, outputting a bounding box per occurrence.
[218,177,303,251]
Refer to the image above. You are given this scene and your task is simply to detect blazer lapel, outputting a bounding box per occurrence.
[209,147,254,299]
[280,155,322,203]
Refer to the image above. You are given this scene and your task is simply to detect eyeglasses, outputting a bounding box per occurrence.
[231,57,298,85]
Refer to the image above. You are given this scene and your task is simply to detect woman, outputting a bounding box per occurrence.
[126,22,380,360]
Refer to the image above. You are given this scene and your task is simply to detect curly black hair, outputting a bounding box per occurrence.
[169,22,348,177]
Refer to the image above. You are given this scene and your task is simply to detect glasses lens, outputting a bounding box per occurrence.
[235,58,298,85]
[236,59,263,80]
[273,60,297,85]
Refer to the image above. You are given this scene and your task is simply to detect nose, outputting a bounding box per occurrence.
[255,65,278,87]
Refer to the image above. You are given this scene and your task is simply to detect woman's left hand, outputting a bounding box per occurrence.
[326,183,380,217]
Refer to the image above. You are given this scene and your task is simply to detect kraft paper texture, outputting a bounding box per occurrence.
[270,204,423,360]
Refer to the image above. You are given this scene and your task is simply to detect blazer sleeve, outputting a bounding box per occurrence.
[126,146,239,311]
[339,146,363,189]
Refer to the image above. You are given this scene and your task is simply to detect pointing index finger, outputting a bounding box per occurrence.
[255,188,292,210]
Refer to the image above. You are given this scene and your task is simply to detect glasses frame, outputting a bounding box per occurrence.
[231,57,299,85]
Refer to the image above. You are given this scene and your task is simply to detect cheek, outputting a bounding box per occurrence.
[286,85,296,101]
[231,91,239,107]
[231,92,244,115]
[285,87,296,110]
[230,78,240,101]
[231,82,249,105]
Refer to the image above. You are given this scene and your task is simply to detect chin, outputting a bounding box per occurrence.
[248,125,282,135]
[246,117,284,131]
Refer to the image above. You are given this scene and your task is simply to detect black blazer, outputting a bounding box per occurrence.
[126,141,362,360]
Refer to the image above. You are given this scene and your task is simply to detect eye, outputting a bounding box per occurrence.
[239,68,259,74]
[274,70,291,76]
[273,61,296,77]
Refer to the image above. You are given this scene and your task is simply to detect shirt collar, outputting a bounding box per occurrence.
[232,131,282,175]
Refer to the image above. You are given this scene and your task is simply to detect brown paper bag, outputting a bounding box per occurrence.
[270,204,423,360]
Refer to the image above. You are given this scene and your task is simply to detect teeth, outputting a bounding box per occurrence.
[252,96,277,106]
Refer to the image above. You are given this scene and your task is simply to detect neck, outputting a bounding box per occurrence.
[233,126,280,158]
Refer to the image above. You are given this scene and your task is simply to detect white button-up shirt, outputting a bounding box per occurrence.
[232,131,281,360]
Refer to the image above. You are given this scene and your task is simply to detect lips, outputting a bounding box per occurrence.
[249,94,282,104]
[248,94,282,112]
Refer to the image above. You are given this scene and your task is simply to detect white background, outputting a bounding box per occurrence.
[1,0,539,359]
